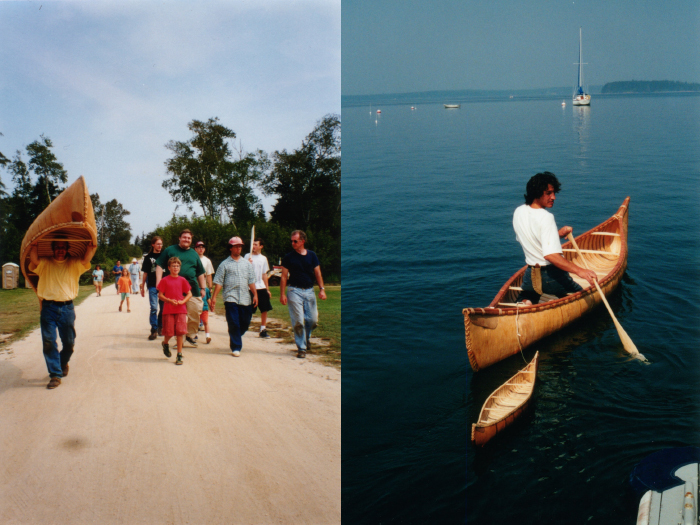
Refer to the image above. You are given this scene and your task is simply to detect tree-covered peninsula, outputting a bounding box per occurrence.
[601,81,700,94]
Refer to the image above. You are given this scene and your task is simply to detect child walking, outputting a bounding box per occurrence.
[117,268,132,312]
[200,286,212,344]
[157,257,192,365]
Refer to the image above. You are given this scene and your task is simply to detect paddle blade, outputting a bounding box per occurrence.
[611,317,646,361]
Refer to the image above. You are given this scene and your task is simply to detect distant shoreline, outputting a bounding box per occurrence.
[342,89,700,108]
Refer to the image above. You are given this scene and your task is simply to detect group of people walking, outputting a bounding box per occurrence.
[32,228,327,388]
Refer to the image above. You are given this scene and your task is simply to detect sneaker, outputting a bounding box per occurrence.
[175,353,183,365]
[232,350,241,357]
[185,336,198,347]
[297,350,306,359]
[148,330,157,341]
[47,377,61,389]
[206,336,211,344]
[157,327,162,336]
[259,330,270,339]
[162,342,171,358]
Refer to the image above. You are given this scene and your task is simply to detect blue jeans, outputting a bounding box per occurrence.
[40,301,76,378]
[517,265,583,304]
[287,287,318,351]
[224,302,253,351]
[148,287,163,330]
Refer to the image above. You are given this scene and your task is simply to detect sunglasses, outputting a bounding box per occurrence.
[291,240,302,244]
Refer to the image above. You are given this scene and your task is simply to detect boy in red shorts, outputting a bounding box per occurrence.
[157,257,192,365]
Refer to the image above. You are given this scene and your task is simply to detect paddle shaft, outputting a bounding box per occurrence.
[565,233,644,360]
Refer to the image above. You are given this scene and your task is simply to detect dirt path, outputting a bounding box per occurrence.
[0,288,340,524]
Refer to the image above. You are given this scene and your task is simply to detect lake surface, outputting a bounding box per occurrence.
[342,93,700,523]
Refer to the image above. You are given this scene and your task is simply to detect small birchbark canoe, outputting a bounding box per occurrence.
[19,176,97,293]
[464,197,630,372]
[471,351,539,446]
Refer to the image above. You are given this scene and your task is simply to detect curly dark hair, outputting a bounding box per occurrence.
[524,172,561,204]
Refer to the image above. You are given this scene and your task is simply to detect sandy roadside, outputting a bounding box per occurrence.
[0,288,340,524]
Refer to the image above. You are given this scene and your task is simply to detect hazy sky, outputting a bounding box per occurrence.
[0,0,340,238]
[342,0,700,95]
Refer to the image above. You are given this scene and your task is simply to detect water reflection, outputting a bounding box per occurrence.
[573,106,591,162]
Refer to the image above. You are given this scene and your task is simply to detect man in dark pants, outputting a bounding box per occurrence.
[210,236,258,357]
[29,239,96,389]
[513,172,597,305]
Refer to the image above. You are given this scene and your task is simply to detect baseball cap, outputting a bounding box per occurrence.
[227,236,245,247]
[195,241,205,247]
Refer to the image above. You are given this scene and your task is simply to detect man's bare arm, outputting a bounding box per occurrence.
[314,266,327,300]
[280,268,289,306]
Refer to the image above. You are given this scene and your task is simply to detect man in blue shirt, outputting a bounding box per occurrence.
[112,260,124,293]
[279,230,327,358]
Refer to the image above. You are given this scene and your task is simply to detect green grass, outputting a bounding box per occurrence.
[0,285,95,349]
[261,285,340,368]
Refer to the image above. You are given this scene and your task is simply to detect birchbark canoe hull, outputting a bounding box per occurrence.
[464,197,630,372]
[471,351,539,446]
[19,176,97,293]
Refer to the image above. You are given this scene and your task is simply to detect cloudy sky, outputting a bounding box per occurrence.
[0,0,340,238]
[342,0,700,95]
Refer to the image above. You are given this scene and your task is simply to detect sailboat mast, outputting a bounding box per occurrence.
[578,27,583,89]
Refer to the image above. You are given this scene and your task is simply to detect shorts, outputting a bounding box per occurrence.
[200,310,209,324]
[253,288,273,314]
[120,292,130,300]
[162,313,188,337]
[94,280,102,285]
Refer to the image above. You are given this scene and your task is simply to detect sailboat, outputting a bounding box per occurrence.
[572,27,591,106]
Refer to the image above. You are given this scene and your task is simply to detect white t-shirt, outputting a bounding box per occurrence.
[199,255,215,277]
[244,253,270,290]
[513,204,563,266]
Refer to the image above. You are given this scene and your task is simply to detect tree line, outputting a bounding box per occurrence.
[0,114,340,283]
[601,81,700,94]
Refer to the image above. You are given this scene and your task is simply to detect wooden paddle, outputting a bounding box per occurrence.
[566,233,646,362]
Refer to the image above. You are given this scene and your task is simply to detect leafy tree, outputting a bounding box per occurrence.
[262,114,340,233]
[262,114,341,279]
[90,193,132,250]
[26,135,67,216]
[163,118,267,227]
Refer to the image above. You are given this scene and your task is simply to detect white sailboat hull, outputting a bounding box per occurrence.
[572,94,591,106]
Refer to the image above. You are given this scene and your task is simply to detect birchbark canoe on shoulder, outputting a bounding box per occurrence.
[471,351,538,446]
[19,176,97,293]
[463,197,630,372]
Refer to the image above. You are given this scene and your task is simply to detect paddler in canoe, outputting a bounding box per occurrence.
[513,172,597,304]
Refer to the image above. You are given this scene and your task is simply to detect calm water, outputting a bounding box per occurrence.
[342,93,700,523]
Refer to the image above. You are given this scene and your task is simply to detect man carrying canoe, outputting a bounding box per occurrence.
[29,239,96,389]
[513,172,597,305]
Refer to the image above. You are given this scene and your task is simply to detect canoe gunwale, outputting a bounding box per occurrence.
[464,197,630,372]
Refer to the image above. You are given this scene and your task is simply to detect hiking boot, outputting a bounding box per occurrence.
[47,377,61,389]
[297,350,306,359]
[162,342,171,358]
[175,353,183,365]
[259,330,270,339]
[185,336,198,347]
[148,329,157,341]
[232,350,241,357]
[61,363,69,377]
